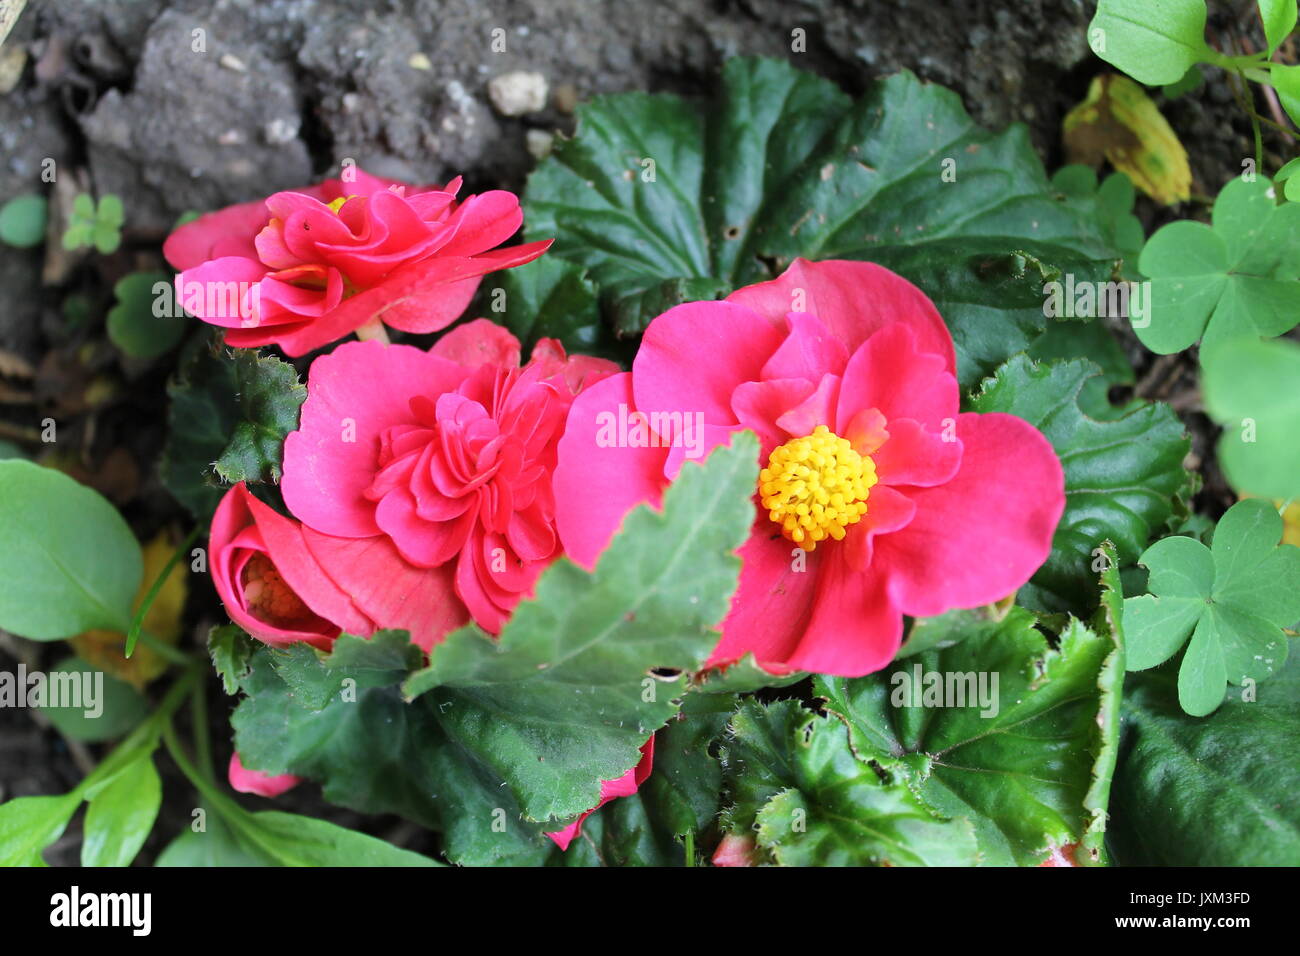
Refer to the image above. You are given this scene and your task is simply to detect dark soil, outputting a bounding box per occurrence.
[0,0,1291,863]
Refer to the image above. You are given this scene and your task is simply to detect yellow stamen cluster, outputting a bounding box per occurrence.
[326,195,360,214]
[759,425,876,550]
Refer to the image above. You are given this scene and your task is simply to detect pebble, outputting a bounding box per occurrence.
[487,70,548,117]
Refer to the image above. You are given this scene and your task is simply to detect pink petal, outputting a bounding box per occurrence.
[633,300,785,426]
[431,317,523,368]
[875,412,1065,617]
[835,322,958,432]
[843,485,917,573]
[731,378,816,453]
[438,190,525,256]
[301,528,469,653]
[554,373,668,570]
[774,372,840,437]
[271,242,551,354]
[785,549,904,676]
[871,418,963,488]
[164,198,271,271]
[282,341,468,538]
[760,312,849,381]
[240,486,374,637]
[706,529,823,670]
[727,258,955,371]
[175,257,269,327]
[228,753,300,798]
[208,485,351,648]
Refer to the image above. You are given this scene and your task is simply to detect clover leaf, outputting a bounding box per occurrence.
[1203,336,1300,499]
[1124,498,1300,716]
[1136,176,1300,353]
[62,193,125,254]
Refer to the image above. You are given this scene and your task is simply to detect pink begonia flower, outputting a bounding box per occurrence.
[546,738,655,851]
[554,259,1065,677]
[228,752,301,798]
[278,319,619,651]
[163,168,550,356]
[210,482,372,648]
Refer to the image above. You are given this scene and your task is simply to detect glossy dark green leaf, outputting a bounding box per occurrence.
[1110,654,1300,865]
[817,590,1122,866]
[969,356,1189,613]
[161,340,305,518]
[472,255,621,360]
[719,699,979,866]
[526,58,1117,386]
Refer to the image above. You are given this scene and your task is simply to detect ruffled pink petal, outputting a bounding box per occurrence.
[785,548,904,676]
[706,529,823,670]
[431,318,523,369]
[437,190,525,257]
[712,833,758,867]
[727,258,955,371]
[529,339,621,395]
[300,528,469,653]
[238,485,374,637]
[730,378,816,452]
[271,243,551,354]
[760,312,849,381]
[875,412,1065,617]
[380,275,482,335]
[228,753,301,798]
[175,257,270,327]
[164,199,271,271]
[554,374,668,570]
[282,341,468,537]
[835,322,958,431]
[633,300,786,426]
[774,372,840,437]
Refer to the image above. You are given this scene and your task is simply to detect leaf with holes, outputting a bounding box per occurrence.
[526,57,1118,386]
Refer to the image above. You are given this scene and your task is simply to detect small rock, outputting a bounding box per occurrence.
[219,53,248,73]
[525,129,554,159]
[263,117,299,144]
[487,70,548,117]
[408,52,432,71]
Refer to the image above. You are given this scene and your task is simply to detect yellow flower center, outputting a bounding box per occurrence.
[326,195,360,214]
[758,425,876,550]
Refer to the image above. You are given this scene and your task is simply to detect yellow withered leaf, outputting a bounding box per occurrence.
[72,531,188,687]
[1063,74,1192,205]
